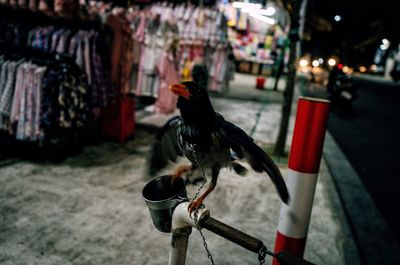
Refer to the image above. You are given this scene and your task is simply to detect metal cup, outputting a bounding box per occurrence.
[142,175,188,232]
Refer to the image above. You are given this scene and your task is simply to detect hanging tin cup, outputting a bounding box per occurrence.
[142,175,188,233]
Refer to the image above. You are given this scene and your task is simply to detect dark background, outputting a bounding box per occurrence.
[303,0,400,66]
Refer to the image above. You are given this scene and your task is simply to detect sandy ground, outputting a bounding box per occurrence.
[0,98,351,265]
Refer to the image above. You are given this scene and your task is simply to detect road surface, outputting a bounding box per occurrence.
[325,74,400,242]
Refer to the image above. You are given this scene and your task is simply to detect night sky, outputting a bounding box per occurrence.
[302,0,400,66]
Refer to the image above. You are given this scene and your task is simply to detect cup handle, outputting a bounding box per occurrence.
[176,196,189,203]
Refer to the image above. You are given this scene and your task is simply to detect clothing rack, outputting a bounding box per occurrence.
[0,42,74,64]
[137,0,217,7]
[0,5,104,29]
[88,0,217,8]
[1,5,114,105]
[0,4,120,158]
[0,46,93,160]
[135,3,232,94]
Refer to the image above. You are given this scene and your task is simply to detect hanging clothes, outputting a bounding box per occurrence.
[0,51,90,144]
[10,63,47,141]
[154,51,178,114]
[106,11,134,95]
[0,59,24,130]
[135,15,162,97]
[0,19,114,110]
[131,3,231,99]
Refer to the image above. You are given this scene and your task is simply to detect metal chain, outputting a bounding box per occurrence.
[193,212,215,265]
[188,144,207,202]
[189,144,215,265]
[258,246,268,265]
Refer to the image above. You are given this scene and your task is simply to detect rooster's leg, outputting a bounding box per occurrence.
[188,167,220,213]
[171,163,193,183]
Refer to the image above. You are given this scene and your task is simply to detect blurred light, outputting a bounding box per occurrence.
[232,2,262,9]
[342,66,350,73]
[258,6,276,16]
[299,58,309,67]
[338,63,343,69]
[312,60,320,67]
[334,15,341,22]
[380,44,389,50]
[328,58,337,66]
[311,66,322,74]
[241,5,262,14]
[380,39,390,50]
[250,13,276,24]
[359,66,367,72]
[371,64,377,71]
[318,58,324,64]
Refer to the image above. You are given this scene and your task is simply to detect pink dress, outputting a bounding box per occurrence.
[155,52,178,114]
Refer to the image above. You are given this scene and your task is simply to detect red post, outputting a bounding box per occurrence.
[272,97,330,264]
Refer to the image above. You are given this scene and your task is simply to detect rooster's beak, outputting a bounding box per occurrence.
[169,84,191,99]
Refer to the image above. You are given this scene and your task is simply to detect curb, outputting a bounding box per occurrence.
[323,132,400,265]
[210,90,284,104]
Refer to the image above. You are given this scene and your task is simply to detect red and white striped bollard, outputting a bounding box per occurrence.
[272,97,330,264]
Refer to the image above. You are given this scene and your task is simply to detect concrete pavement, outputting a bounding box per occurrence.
[0,73,360,265]
[130,73,361,264]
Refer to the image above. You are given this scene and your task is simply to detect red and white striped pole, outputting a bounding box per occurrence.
[272,97,330,264]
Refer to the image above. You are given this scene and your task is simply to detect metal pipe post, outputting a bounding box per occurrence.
[168,227,192,265]
[168,202,210,265]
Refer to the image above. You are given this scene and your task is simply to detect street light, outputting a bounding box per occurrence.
[328,58,337,67]
[232,2,262,9]
[299,58,309,67]
[250,13,276,25]
[258,6,276,16]
[334,15,341,22]
[380,39,390,50]
[312,60,320,67]
[380,44,389,50]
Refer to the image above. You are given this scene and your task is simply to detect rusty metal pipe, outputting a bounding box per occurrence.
[168,202,315,265]
[168,227,192,265]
